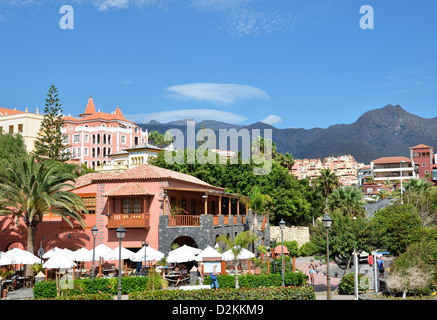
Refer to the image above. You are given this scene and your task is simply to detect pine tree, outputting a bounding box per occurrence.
[34,85,69,161]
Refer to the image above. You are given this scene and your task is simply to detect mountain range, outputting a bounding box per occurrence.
[137,104,437,164]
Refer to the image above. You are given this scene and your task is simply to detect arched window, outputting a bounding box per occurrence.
[92,134,96,144]
[92,161,95,169]
[97,134,100,144]
[103,147,106,157]
[103,134,107,144]
[97,161,100,167]
[108,135,111,145]
[92,148,95,157]
[97,147,100,157]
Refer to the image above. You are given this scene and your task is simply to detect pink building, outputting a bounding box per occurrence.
[62,96,148,169]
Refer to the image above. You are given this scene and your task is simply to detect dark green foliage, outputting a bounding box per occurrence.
[202,271,307,288]
[337,273,370,295]
[129,286,316,300]
[33,85,69,162]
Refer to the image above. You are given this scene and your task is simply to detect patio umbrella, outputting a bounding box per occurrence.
[166,250,197,263]
[43,251,76,269]
[222,247,255,261]
[43,247,64,259]
[6,249,41,265]
[0,252,12,266]
[93,244,112,260]
[131,246,164,262]
[168,245,202,257]
[104,246,136,261]
[195,246,223,262]
[3,248,27,261]
[67,247,93,262]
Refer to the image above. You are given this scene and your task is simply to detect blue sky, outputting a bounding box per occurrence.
[1,0,437,129]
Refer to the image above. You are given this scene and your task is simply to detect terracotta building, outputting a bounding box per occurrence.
[0,164,269,264]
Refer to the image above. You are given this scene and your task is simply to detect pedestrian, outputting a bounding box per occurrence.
[198,262,204,285]
[377,255,384,278]
[308,259,316,286]
[210,265,219,290]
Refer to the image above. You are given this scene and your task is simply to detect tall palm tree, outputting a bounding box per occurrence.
[217,231,257,289]
[312,168,340,211]
[0,155,87,276]
[328,186,366,218]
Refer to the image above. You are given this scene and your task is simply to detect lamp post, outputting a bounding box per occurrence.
[91,225,98,280]
[142,240,149,275]
[400,160,405,205]
[279,219,286,286]
[116,225,126,300]
[322,213,333,300]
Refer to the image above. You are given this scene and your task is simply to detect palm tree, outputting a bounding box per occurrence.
[216,231,257,289]
[0,155,87,276]
[327,186,366,218]
[312,168,340,212]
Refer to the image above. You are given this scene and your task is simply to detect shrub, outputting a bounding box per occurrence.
[283,241,300,257]
[129,286,316,300]
[33,281,58,299]
[203,271,307,288]
[337,272,370,295]
[299,241,318,257]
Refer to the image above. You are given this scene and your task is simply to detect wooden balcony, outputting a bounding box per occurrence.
[107,213,150,229]
[168,215,200,227]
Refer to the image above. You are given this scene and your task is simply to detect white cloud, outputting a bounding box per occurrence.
[92,0,163,11]
[260,114,282,125]
[165,83,269,106]
[126,108,247,124]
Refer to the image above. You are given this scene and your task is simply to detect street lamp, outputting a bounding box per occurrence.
[142,240,149,275]
[322,213,333,300]
[91,225,98,280]
[400,160,405,205]
[116,225,127,300]
[279,219,286,286]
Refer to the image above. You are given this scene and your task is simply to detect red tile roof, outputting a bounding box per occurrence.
[83,96,96,115]
[410,144,433,149]
[372,156,412,164]
[75,164,224,191]
[0,107,25,116]
[102,182,152,197]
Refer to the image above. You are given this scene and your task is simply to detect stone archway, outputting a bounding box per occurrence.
[170,236,198,251]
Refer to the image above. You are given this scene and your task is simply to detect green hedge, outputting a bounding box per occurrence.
[203,271,307,288]
[129,286,316,300]
[33,277,150,299]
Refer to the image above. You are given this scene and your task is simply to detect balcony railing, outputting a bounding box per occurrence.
[168,215,200,227]
[107,213,150,229]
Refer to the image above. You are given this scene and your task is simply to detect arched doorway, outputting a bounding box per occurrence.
[170,236,198,251]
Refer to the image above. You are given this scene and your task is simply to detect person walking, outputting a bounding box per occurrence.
[309,259,316,286]
[210,265,219,290]
[377,255,385,279]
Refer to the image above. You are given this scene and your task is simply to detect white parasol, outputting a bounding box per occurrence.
[43,251,76,269]
[166,250,197,263]
[93,244,112,260]
[168,245,202,257]
[0,252,12,266]
[195,246,223,262]
[222,247,255,261]
[5,249,41,265]
[67,247,93,262]
[43,247,64,259]
[131,246,164,262]
[104,246,136,261]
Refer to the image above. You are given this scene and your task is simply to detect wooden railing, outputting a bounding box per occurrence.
[168,215,200,227]
[107,213,150,229]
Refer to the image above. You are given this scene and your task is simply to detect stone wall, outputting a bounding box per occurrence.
[269,226,310,248]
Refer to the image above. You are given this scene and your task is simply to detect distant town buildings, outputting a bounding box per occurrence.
[291,155,365,186]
